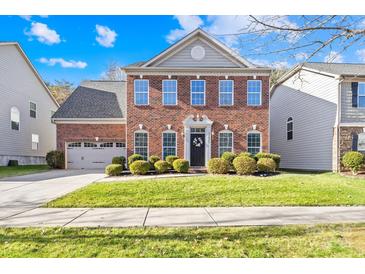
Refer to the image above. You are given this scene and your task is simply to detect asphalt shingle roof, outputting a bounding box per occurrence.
[53,81,125,119]
[304,62,365,76]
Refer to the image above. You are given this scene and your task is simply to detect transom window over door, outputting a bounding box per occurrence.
[247,80,262,106]
[358,82,365,108]
[134,131,148,160]
[247,132,261,154]
[134,79,149,105]
[218,131,233,156]
[162,131,177,159]
[219,80,234,106]
[162,80,177,105]
[191,80,205,105]
[10,107,20,131]
[287,117,293,140]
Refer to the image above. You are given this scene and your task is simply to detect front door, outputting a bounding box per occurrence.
[190,133,205,166]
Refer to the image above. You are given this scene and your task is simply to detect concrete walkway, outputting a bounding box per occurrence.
[1,206,365,227]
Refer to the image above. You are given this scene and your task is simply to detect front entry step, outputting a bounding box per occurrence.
[189,166,207,174]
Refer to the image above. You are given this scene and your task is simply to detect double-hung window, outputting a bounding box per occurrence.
[134,131,148,160]
[134,79,149,105]
[247,80,262,106]
[191,80,205,106]
[30,102,37,118]
[287,117,293,140]
[162,80,177,105]
[10,107,20,131]
[31,134,39,150]
[247,132,261,154]
[219,80,234,106]
[358,82,365,108]
[218,131,233,156]
[162,131,177,159]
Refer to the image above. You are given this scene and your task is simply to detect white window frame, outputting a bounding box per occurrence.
[134,79,149,106]
[358,133,365,152]
[287,117,293,141]
[219,80,234,106]
[357,82,365,108]
[247,80,262,106]
[162,130,177,159]
[190,80,206,106]
[162,79,178,106]
[30,101,37,118]
[247,130,262,154]
[10,106,20,131]
[134,130,149,160]
[218,130,234,157]
[31,134,39,150]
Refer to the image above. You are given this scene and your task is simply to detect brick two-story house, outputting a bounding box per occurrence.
[53,29,271,169]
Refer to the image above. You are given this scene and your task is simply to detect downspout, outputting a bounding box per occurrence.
[336,77,344,172]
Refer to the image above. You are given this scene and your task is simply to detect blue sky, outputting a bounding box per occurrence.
[0,15,364,85]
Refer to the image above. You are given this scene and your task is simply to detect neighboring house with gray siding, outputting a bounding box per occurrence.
[0,42,59,166]
[271,62,365,171]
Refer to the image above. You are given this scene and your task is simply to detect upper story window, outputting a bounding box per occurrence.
[247,131,261,155]
[162,80,177,105]
[31,134,39,150]
[247,80,262,106]
[162,131,177,159]
[30,102,37,118]
[134,79,149,106]
[134,131,148,160]
[287,117,293,140]
[191,80,205,106]
[358,82,365,108]
[218,130,233,156]
[219,80,234,106]
[10,107,20,131]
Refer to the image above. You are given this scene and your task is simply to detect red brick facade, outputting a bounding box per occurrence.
[56,124,126,151]
[126,75,269,160]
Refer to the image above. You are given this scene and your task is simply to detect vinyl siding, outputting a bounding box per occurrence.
[270,70,338,170]
[340,81,365,123]
[0,45,58,159]
[157,39,240,68]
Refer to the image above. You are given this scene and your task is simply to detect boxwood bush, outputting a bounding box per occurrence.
[207,158,229,174]
[46,150,65,169]
[256,152,281,168]
[233,156,256,175]
[129,160,150,175]
[105,164,122,176]
[128,154,144,166]
[342,151,364,175]
[154,160,170,174]
[148,155,160,170]
[112,156,126,169]
[238,152,254,159]
[166,155,179,167]
[221,151,237,169]
[257,158,276,173]
[173,159,189,173]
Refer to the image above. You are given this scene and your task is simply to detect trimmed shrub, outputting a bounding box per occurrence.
[105,164,122,176]
[256,152,281,168]
[7,160,18,167]
[129,160,150,175]
[128,154,144,166]
[238,152,254,159]
[221,151,237,169]
[233,156,256,175]
[166,155,179,167]
[154,160,170,174]
[207,158,229,174]
[173,159,190,173]
[112,156,126,169]
[149,155,161,170]
[342,151,364,175]
[46,150,65,169]
[257,158,276,173]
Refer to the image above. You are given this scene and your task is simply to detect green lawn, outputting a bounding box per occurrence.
[0,224,364,257]
[47,172,365,207]
[0,165,49,179]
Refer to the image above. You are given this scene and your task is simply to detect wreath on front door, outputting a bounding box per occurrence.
[193,137,204,147]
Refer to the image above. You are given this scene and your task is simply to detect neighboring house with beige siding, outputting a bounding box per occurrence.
[0,42,59,166]
[271,62,365,171]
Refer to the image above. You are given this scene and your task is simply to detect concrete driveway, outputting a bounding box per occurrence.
[0,169,105,219]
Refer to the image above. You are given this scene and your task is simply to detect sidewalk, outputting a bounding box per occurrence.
[1,206,365,227]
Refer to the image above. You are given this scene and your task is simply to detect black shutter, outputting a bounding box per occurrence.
[352,132,358,151]
[352,82,358,107]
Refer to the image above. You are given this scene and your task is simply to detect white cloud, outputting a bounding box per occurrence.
[294,52,308,61]
[324,51,344,63]
[356,49,365,62]
[25,22,61,45]
[20,15,48,21]
[95,25,117,48]
[166,15,204,43]
[248,58,290,69]
[39,57,87,69]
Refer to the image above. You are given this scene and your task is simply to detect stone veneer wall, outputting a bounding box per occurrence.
[339,126,365,171]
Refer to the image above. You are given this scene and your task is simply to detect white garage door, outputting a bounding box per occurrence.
[66,142,126,169]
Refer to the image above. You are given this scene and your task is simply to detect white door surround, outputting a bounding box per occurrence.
[183,114,213,166]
